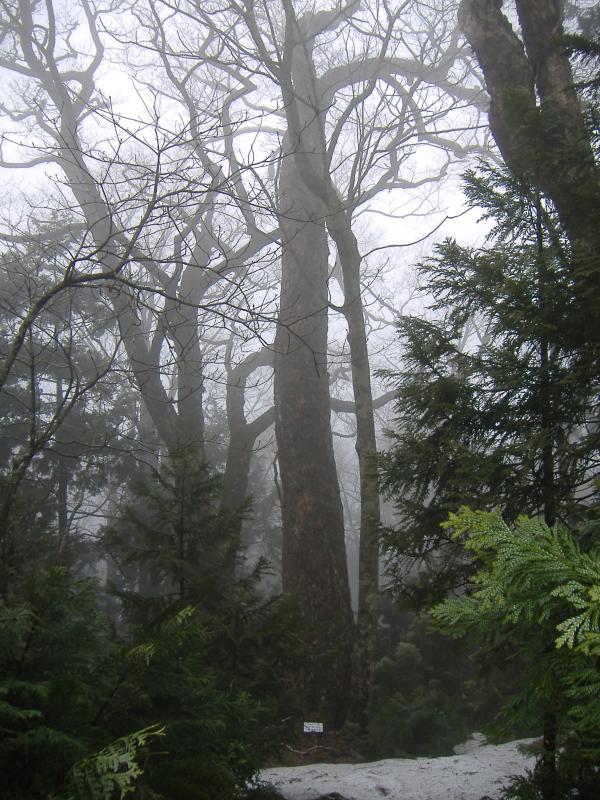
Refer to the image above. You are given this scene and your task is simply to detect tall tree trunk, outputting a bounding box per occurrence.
[275,29,353,725]
[221,349,275,547]
[458,0,600,316]
[327,207,380,730]
[536,193,558,800]
[174,309,206,466]
[55,376,70,561]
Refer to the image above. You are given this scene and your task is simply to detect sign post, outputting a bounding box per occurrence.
[303,721,324,734]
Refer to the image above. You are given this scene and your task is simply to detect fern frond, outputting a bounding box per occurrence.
[66,724,166,800]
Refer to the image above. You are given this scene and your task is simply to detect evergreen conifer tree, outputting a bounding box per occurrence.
[379,166,600,606]
[0,455,303,799]
[99,457,303,798]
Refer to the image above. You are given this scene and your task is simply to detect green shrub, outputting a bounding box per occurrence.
[431,509,600,799]
[363,625,487,758]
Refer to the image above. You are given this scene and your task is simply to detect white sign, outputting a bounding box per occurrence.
[303,721,324,733]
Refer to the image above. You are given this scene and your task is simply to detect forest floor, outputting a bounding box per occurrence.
[258,738,537,800]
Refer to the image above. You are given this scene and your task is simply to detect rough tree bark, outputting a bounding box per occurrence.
[327,207,380,730]
[274,6,354,727]
[458,0,600,312]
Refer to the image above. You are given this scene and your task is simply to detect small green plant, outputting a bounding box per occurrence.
[66,724,165,799]
[430,509,600,799]
[364,631,477,758]
[0,569,118,800]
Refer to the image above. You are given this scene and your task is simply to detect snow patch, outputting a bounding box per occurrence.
[261,739,537,800]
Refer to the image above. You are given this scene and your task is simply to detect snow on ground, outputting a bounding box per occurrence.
[260,739,537,800]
